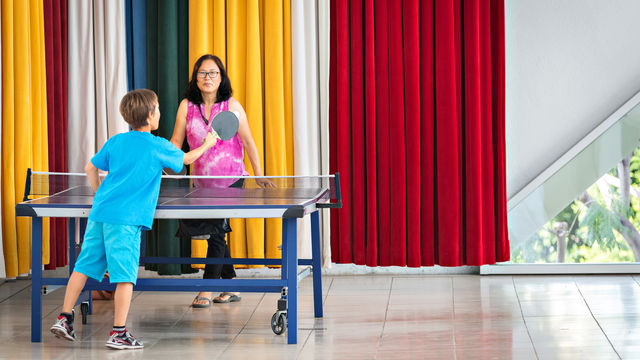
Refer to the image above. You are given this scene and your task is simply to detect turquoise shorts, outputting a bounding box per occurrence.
[73,220,142,285]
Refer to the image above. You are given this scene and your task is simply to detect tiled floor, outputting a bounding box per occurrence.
[1,274,640,359]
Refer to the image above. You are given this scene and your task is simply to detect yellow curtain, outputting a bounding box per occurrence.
[189,0,293,265]
[1,0,50,278]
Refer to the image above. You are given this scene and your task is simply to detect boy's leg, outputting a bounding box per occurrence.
[107,282,142,349]
[51,271,89,341]
[113,282,133,326]
[61,272,89,313]
[52,220,107,342]
[103,222,144,349]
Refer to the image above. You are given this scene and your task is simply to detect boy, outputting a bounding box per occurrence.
[50,89,216,349]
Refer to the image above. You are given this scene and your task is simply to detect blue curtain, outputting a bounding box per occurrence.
[125,0,147,90]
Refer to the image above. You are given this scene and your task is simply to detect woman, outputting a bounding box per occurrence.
[170,54,271,307]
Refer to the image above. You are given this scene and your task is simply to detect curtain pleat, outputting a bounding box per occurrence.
[263,1,290,260]
[373,0,390,265]
[188,0,213,70]
[94,0,129,146]
[330,0,351,263]
[0,9,4,279]
[125,0,147,90]
[68,1,128,167]
[145,0,195,275]
[349,0,365,265]
[68,0,128,164]
[1,0,50,278]
[388,0,407,266]
[291,0,321,259]
[363,0,376,266]
[330,0,509,267]
[68,0,96,173]
[434,0,462,265]
[403,0,421,267]
[44,0,68,269]
[491,0,510,261]
[420,0,436,265]
[318,0,331,266]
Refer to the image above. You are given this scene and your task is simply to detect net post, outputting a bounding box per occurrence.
[23,168,32,201]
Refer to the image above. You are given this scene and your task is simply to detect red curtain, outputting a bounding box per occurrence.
[329,0,509,267]
[43,0,68,269]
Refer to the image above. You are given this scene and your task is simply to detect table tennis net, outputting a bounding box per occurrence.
[26,172,341,206]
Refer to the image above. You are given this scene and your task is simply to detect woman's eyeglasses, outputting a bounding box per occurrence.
[197,71,220,79]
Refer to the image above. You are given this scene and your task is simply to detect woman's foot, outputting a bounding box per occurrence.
[213,292,241,303]
[191,292,213,308]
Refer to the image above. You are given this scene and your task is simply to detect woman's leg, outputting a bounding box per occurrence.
[193,220,227,306]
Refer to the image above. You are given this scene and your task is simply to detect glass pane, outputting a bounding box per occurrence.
[508,100,640,263]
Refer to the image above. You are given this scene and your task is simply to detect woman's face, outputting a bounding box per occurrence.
[196,59,221,95]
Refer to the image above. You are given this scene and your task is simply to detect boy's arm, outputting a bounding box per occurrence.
[85,161,101,192]
[183,132,216,165]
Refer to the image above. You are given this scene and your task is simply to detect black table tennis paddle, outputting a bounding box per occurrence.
[210,110,239,141]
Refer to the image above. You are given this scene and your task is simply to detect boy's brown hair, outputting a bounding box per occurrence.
[119,89,158,129]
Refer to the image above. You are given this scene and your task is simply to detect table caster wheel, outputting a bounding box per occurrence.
[271,311,287,335]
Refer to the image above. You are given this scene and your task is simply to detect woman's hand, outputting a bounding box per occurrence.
[256,177,277,188]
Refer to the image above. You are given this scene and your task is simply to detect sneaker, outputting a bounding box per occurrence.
[50,316,76,341]
[106,330,144,350]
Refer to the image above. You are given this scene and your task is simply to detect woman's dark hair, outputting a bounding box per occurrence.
[184,54,233,105]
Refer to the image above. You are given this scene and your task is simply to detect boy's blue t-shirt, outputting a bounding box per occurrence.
[89,131,184,230]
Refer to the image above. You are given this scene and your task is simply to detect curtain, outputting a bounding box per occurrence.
[189,0,294,266]
[93,0,129,145]
[144,0,196,275]
[0,8,4,279]
[1,0,50,278]
[317,0,331,266]
[43,0,68,270]
[291,0,322,260]
[68,0,96,172]
[125,0,147,90]
[329,0,509,267]
[68,0,128,172]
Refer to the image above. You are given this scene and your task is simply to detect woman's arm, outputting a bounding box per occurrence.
[170,99,189,149]
[229,98,275,188]
[229,98,263,176]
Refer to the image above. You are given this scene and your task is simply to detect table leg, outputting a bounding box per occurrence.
[284,218,298,344]
[31,217,43,342]
[68,218,76,273]
[311,211,323,317]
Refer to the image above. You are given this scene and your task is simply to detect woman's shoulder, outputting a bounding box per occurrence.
[180,98,193,108]
[227,97,244,111]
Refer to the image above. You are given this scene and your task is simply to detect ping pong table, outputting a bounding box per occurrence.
[15,169,341,344]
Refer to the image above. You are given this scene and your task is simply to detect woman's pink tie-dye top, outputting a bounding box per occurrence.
[185,99,248,188]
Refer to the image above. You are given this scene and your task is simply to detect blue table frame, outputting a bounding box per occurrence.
[26,212,323,344]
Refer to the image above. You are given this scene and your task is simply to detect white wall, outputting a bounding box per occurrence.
[505,0,640,199]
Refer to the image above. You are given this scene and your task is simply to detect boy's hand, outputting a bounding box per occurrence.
[202,131,218,148]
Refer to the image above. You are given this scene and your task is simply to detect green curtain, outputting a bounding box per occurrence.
[144,0,194,275]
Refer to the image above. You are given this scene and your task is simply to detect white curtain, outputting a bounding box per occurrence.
[318,0,331,266]
[0,19,5,280]
[292,0,331,265]
[93,0,128,146]
[68,0,128,172]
